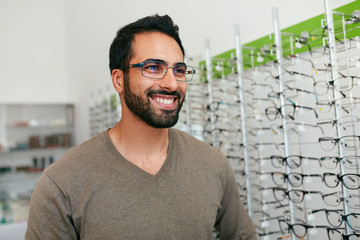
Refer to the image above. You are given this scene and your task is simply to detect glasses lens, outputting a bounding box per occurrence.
[279,220,289,234]
[288,190,304,203]
[265,107,278,121]
[348,195,360,209]
[174,63,193,81]
[340,136,360,150]
[292,224,307,238]
[324,173,339,188]
[326,210,343,227]
[327,228,342,240]
[314,81,329,95]
[142,61,166,79]
[273,188,286,201]
[321,156,339,169]
[338,97,358,111]
[346,213,360,231]
[342,174,360,190]
[319,137,336,151]
[343,156,360,169]
[349,234,360,240]
[317,101,332,113]
[286,156,301,169]
[288,173,303,187]
[280,104,295,119]
[323,193,341,207]
[272,172,285,186]
[271,156,283,168]
[334,76,354,92]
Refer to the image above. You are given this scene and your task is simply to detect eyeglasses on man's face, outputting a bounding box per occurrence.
[118,59,195,82]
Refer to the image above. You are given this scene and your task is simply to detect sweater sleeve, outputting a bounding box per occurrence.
[25,172,78,240]
[214,157,257,240]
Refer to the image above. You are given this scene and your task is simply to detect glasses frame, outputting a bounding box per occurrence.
[119,60,195,82]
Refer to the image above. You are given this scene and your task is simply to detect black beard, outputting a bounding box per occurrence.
[123,75,185,128]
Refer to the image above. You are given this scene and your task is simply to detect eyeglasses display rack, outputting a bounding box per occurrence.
[179,1,360,239]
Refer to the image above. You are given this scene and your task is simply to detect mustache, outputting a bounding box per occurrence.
[147,90,182,99]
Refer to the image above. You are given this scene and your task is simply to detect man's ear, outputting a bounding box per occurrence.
[111,69,124,94]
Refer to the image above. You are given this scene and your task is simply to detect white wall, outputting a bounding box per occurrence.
[0,0,355,142]
[0,0,74,103]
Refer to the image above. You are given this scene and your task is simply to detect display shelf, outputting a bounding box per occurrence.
[0,103,76,226]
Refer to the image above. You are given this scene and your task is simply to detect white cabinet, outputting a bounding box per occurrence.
[0,103,76,225]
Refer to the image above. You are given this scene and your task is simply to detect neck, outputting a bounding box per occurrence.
[108,110,170,174]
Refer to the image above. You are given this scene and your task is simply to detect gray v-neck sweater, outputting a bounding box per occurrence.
[26,128,256,240]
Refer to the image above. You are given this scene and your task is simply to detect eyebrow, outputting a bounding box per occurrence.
[144,58,186,66]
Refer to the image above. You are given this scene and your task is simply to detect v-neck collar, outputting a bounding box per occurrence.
[104,128,175,184]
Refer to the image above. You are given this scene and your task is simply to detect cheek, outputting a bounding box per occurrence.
[179,83,188,97]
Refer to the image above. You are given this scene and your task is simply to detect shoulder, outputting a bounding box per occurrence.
[170,128,229,170]
[43,131,114,183]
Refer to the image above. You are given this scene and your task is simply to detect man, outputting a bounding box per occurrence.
[26,14,256,240]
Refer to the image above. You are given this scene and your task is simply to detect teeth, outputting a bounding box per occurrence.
[155,98,174,105]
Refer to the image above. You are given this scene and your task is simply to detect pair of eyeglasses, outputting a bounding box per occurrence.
[267,85,319,102]
[313,79,347,98]
[327,228,360,240]
[271,172,322,187]
[322,191,360,209]
[265,102,319,121]
[328,212,360,232]
[119,59,195,82]
[269,154,321,169]
[318,135,360,151]
[275,122,325,135]
[278,219,330,238]
[317,115,360,130]
[323,172,360,189]
[320,155,360,169]
[272,187,321,203]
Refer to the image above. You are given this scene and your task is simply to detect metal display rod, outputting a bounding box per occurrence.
[272,7,296,240]
[324,0,352,235]
[204,39,217,147]
[234,24,253,218]
[185,84,193,136]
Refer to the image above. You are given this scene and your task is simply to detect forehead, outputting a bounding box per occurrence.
[131,32,184,64]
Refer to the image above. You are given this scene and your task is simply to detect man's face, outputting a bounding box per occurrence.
[123,32,188,128]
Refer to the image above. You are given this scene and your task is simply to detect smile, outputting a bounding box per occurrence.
[154,97,174,105]
[150,94,178,109]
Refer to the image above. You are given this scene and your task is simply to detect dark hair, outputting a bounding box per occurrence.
[109,14,185,74]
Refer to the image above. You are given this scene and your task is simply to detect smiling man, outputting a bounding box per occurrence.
[25,15,256,240]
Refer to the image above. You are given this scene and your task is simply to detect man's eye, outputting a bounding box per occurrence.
[174,66,186,74]
[144,64,161,71]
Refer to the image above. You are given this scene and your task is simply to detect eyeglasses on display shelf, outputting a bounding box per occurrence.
[327,212,360,232]
[316,99,352,114]
[317,115,360,130]
[264,69,316,85]
[265,102,319,121]
[272,187,322,203]
[268,154,321,169]
[267,84,319,102]
[327,227,360,240]
[319,135,360,151]
[320,155,360,169]
[272,121,325,135]
[278,219,333,239]
[270,172,323,187]
[323,173,360,190]
[322,191,360,209]
[314,79,347,98]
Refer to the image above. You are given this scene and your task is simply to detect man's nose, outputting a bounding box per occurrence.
[159,67,178,91]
